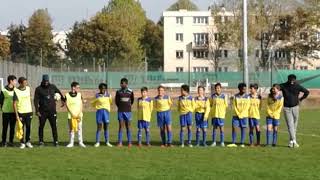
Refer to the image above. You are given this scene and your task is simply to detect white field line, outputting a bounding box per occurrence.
[261,125,320,138]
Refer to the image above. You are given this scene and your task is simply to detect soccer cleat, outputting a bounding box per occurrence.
[180,144,185,148]
[249,144,255,147]
[128,144,132,148]
[117,143,123,147]
[20,143,26,149]
[94,143,100,147]
[66,143,74,148]
[211,142,216,147]
[146,144,151,147]
[227,143,237,148]
[137,143,142,148]
[240,144,245,148]
[106,142,113,147]
[39,142,45,147]
[160,144,166,148]
[220,142,225,147]
[26,142,33,148]
[272,144,277,147]
[195,143,200,147]
[79,142,86,148]
[288,141,294,148]
[293,142,300,148]
[54,142,59,147]
[188,144,193,148]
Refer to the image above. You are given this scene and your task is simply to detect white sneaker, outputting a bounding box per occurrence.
[66,143,74,148]
[94,142,100,147]
[106,142,113,147]
[293,141,300,148]
[240,144,245,148]
[188,144,193,148]
[211,142,216,147]
[288,141,294,148]
[79,142,86,148]
[20,143,26,149]
[221,142,225,147]
[180,144,185,148]
[26,142,33,148]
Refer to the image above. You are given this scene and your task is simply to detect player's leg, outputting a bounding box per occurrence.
[272,120,279,146]
[137,121,142,146]
[117,111,125,146]
[145,122,151,146]
[220,125,225,147]
[240,119,247,147]
[1,113,10,146]
[228,117,238,147]
[266,118,273,146]
[187,125,192,147]
[67,118,75,148]
[38,112,47,145]
[248,119,254,146]
[48,113,58,146]
[8,113,16,146]
[165,111,173,146]
[78,119,86,148]
[25,114,33,148]
[95,123,102,147]
[125,119,132,147]
[255,121,261,146]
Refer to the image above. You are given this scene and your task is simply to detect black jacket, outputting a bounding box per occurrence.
[115,88,134,112]
[280,82,309,108]
[34,83,65,113]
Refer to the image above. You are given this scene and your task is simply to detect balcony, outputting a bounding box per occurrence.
[193,41,209,50]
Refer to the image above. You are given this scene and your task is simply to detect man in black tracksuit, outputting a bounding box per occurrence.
[34,75,65,147]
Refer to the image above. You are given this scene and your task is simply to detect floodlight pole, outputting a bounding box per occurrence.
[243,0,249,92]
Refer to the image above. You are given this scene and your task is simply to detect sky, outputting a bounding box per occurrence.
[0,0,213,31]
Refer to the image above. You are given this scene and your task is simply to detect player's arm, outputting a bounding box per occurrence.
[150,100,153,113]
[0,91,4,109]
[204,99,210,120]
[78,96,84,118]
[298,85,309,102]
[224,96,229,109]
[274,98,284,117]
[131,91,134,105]
[168,96,173,107]
[34,87,40,116]
[115,90,120,107]
[109,94,113,105]
[232,97,240,116]
[13,92,19,120]
[53,84,65,102]
[191,98,195,112]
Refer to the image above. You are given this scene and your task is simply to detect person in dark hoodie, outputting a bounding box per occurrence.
[34,74,65,147]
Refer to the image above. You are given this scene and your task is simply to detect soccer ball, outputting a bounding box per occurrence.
[54,93,61,101]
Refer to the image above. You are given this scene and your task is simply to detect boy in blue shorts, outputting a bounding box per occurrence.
[91,83,113,147]
[248,83,262,146]
[115,78,134,148]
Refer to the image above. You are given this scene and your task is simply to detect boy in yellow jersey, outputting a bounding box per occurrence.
[194,86,210,147]
[13,77,33,149]
[0,75,17,147]
[210,83,228,147]
[91,83,113,147]
[227,83,250,148]
[178,84,194,147]
[154,85,173,147]
[65,82,85,148]
[248,83,262,146]
[137,87,153,147]
[266,84,284,147]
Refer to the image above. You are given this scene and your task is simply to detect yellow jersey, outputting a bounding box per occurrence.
[66,92,83,119]
[178,95,194,115]
[233,93,250,119]
[14,86,32,114]
[91,92,112,112]
[137,97,153,122]
[210,93,228,119]
[267,95,284,120]
[194,96,210,120]
[249,94,261,119]
[154,95,172,112]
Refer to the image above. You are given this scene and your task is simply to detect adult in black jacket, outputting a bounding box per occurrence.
[34,75,65,147]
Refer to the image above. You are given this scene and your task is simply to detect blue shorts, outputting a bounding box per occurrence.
[180,112,193,127]
[248,118,260,128]
[118,112,132,122]
[195,113,208,128]
[96,109,110,124]
[157,111,172,127]
[212,118,225,127]
[266,117,280,126]
[137,120,150,129]
[232,116,248,128]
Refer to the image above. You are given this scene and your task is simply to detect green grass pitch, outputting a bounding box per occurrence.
[0,109,319,180]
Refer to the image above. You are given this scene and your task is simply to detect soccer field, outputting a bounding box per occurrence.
[0,109,319,180]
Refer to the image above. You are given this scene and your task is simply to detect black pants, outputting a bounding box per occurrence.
[2,113,16,144]
[38,111,58,143]
[19,113,32,143]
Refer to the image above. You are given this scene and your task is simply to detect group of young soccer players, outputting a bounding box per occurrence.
[0,75,284,148]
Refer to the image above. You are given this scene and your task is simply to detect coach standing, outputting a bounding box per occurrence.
[34,75,65,147]
[280,74,309,148]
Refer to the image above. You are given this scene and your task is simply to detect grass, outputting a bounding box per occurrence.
[0,109,319,180]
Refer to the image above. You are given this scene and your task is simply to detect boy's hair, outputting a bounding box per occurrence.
[71,81,79,88]
[269,84,281,101]
[181,84,190,93]
[18,77,27,84]
[214,83,222,88]
[273,83,281,90]
[198,85,205,91]
[288,74,297,81]
[141,86,148,92]
[98,83,108,89]
[157,85,165,90]
[238,83,246,90]
[7,75,17,83]
[120,78,128,84]
[250,83,259,90]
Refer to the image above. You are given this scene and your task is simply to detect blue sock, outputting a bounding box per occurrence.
[137,129,142,144]
[196,130,200,145]
[167,130,172,144]
[146,129,150,145]
[127,129,132,144]
[273,131,278,145]
[96,130,100,143]
[104,130,109,143]
[266,130,271,145]
[203,130,207,145]
[240,128,246,144]
[187,128,192,144]
[256,131,261,144]
[160,130,166,145]
[232,129,236,144]
[249,130,254,144]
[212,129,216,143]
[118,130,122,144]
[180,129,184,144]
[220,131,224,143]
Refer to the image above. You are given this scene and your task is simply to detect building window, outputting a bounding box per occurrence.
[193,17,209,24]
[194,33,209,46]
[316,67,320,70]
[255,49,260,58]
[176,67,183,72]
[214,33,218,41]
[176,50,184,59]
[218,67,222,72]
[193,50,209,59]
[300,32,308,40]
[176,17,183,25]
[224,50,228,58]
[176,33,183,42]
[193,67,209,72]
[224,67,228,72]
[300,66,308,70]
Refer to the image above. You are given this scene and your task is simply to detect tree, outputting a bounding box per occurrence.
[7,24,27,62]
[0,35,10,59]
[167,0,199,11]
[25,9,58,66]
